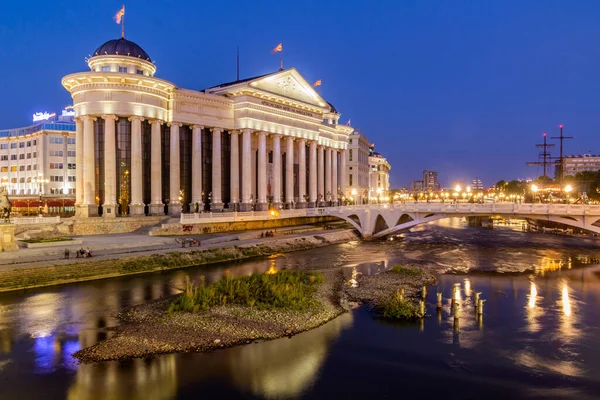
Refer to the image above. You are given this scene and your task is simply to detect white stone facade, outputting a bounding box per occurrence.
[369,153,391,201]
[62,38,352,217]
[345,130,371,204]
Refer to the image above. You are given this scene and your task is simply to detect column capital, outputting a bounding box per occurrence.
[317,144,325,149]
[285,136,295,142]
[148,119,164,125]
[210,127,223,134]
[257,131,267,137]
[191,124,204,130]
[80,115,97,122]
[242,128,253,134]
[167,122,182,128]
[271,133,282,139]
[229,130,240,135]
[101,114,118,121]
[128,115,145,122]
[297,138,306,143]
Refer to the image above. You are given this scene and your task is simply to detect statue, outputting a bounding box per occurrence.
[0,186,12,223]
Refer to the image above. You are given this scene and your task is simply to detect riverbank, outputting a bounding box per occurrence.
[0,229,358,293]
[74,269,347,363]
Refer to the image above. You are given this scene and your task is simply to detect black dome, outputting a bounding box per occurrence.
[326,101,337,113]
[93,38,152,62]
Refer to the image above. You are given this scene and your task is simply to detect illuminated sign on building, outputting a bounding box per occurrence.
[32,112,56,122]
[61,109,75,117]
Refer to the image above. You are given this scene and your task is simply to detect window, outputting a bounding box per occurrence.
[0,144,7,150]
[136,69,144,75]
[68,188,75,195]
[10,178,16,183]
[10,143,16,149]
[68,163,76,169]
[19,154,24,160]
[101,66,110,72]
[26,165,31,171]
[50,150,63,157]
[19,166,24,171]
[10,166,16,172]
[349,174,353,186]
[119,66,128,73]
[10,155,16,160]
[26,177,31,183]
[33,165,37,170]
[0,155,7,161]
[349,149,353,161]
[33,152,37,158]
[67,151,76,157]
[19,142,24,148]
[68,176,76,182]
[49,137,64,144]
[49,163,64,169]
[67,138,76,145]
[33,139,37,145]
[0,167,7,172]
[19,177,24,183]
[26,141,31,147]
[26,153,31,159]
[50,176,64,182]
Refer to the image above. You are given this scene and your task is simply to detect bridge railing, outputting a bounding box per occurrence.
[329,203,600,215]
[11,216,61,225]
[179,208,329,224]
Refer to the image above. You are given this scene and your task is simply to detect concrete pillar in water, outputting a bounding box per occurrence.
[436,292,443,309]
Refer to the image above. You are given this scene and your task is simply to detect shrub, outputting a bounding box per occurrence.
[390,265,421,277]
[378,291,424,320]
[169,270,324,314]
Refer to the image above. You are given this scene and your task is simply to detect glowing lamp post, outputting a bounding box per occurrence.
[564,185,572,203]
[351,188,357,205]
[531,184,539,203]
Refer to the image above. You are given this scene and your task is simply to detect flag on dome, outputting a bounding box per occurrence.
[114,5,125,24]
[346,119,351,126]
[313,79,322,87]
[271,43,283,54]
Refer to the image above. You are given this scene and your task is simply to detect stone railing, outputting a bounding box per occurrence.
[11,216,61,225]
[179,208,328,224]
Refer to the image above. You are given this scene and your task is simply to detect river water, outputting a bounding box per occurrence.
[2,219,600,399]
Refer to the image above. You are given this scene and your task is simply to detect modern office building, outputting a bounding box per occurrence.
[368,147,391,201]
[471,177,484,190]
[561,155,600,177]
[423,170,440,192]
[345,130,371,204]
[0,113,76,215]
[410,180,424,192]
[62,37,353,217]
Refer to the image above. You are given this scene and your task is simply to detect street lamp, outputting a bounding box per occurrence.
[351,188,357,205]
[565,184,573,203]
[531,184,539,203]
[455,184,461,193]
[33,175,49,216]
[376,187,382,204]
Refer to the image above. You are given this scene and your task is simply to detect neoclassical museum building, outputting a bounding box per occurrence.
[62,37,352,217]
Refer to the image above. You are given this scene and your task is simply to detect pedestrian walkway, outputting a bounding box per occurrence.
[0,224,332,270]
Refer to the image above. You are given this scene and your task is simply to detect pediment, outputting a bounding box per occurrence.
[250,69,327,108]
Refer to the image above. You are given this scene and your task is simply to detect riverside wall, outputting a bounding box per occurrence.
[0,229,359,293]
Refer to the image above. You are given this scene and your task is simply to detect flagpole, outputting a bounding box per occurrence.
[280,42,283,70]
[121,4,125,38]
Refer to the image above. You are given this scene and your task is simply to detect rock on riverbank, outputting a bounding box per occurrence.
[74,269,347,363]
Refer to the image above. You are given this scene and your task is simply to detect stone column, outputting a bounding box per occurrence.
[298,139,306,208]
[272,135,282,208]
[149,119,164,215]
[285,136,294,207]
[211,127,224,210]
[230,130,240,210]
[102,114,117,217]
[75,117,84,207]
[340,149,347,200]
[332,149,338,204]
[325,147,332,205]
[168,122,182,216]
[191,125,203,212]
[240,129,252,211]
[256,132,268,211]
[308,141,317,207]
[317,145,324,206]
[129,116,145,215]
[81,115,97,217]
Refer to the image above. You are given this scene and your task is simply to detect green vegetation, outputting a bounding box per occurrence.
[390,264,422,277]
[169,270,324,314]
[378,290,424,320]
[21,237,73,244]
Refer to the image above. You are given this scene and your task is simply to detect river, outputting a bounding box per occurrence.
[1,219,600,399]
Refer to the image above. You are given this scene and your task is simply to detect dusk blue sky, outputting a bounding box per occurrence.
[1,1,599,188]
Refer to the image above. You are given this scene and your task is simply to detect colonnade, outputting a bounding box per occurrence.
[75,115,346,217]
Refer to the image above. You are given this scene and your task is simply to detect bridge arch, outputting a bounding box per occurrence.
[373,214,389,235]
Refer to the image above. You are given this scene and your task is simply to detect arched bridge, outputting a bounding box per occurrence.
[322,203,600,238]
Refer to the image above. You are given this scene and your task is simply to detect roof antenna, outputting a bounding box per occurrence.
[236,46,240,81]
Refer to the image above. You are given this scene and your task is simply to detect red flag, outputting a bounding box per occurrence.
[271,43,282,54]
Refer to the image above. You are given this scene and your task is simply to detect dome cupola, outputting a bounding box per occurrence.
[87,37,156,76]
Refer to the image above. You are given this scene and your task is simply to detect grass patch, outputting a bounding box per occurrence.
[378,291,424,320]
[390,264,422,277]
[169,270,324,314]
[21,237,73,244]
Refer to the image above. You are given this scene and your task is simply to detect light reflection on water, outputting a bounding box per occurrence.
[1,220,600,398]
